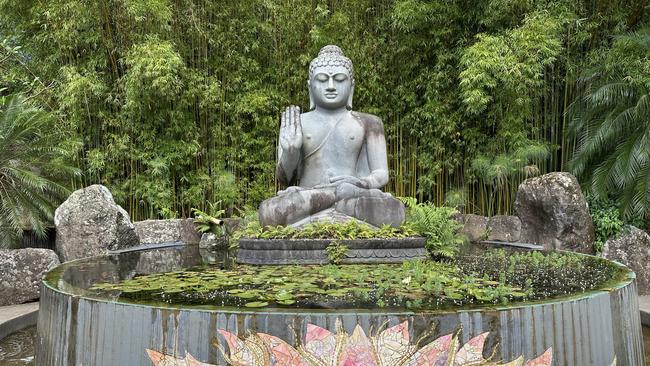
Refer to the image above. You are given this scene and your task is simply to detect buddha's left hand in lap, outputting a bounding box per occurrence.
[314,175,368,189]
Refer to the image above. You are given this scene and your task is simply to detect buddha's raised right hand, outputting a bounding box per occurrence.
[279,105,302,152]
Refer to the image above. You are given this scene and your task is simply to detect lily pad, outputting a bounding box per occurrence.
[244,301,269,308]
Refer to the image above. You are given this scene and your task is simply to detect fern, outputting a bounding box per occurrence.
[400,197,464,260]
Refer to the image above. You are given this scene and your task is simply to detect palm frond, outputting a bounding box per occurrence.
[0,94,77,247]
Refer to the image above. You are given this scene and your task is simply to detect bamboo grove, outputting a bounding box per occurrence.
[0,0,647,220]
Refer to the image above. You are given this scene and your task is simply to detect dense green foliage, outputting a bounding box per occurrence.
[90,249,623,309]
[0,95,78,247]
[324,241,349,265]
[192,201,225,236]
[586,195,640,253]
[0,0,647,219]
[401,197,464,259]
[588,195,625,253]
[233,220,416,241]
[569,29,650,220]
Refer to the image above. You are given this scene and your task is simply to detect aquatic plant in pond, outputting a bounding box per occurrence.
[457,249,626,299]
[90,260,526,309]
[90,250,624,310]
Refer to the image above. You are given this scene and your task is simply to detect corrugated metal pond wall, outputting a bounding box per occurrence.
[36,278,644,365]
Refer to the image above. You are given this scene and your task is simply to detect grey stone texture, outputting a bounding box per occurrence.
[0,248,60,305]
[54,184,140,262]
[602,226,650,295]
[335,196,405,228]
[134,218,201,245]
[514,172,595,253]
[0,302,39,340]
[237,237,427,264]
[199,233,228,249]
[459,214,488,242]
[487,215,522,242]
[258,45,405,228]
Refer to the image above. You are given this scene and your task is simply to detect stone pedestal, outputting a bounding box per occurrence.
[236,237,427,264]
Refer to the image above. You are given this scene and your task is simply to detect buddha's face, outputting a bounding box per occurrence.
[308,65,353,110]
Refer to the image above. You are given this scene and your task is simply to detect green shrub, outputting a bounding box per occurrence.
[325,240,349,265]
[400,197,465,259]
[192,201,226,236]
[587,195,626,253]
[232,219,416,244]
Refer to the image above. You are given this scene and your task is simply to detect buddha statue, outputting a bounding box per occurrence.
[258,45,405,228]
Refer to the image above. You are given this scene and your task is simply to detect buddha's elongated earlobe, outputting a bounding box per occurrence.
[308,80,315,110]
[347,83,354,110]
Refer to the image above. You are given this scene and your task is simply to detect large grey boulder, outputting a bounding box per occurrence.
[487,215,521,242]
[514,172,595,253]
[134,219,201,245]
[55,185,140,262]
[459,214,488,242]
[0,249,60,305]
[602,227,650,295]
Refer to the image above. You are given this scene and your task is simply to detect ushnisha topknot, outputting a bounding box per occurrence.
[309,45,354,83]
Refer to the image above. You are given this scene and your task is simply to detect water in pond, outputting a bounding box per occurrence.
[0,326,35,366]
[45,245,627,312]
[645,326,650,365]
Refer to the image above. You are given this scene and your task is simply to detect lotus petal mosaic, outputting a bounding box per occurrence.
[145,320,567,366]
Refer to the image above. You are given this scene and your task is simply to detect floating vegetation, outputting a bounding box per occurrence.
[89,250,625,310]
[457,249,627,299]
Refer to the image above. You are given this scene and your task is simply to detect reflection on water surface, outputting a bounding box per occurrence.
[0,326,34,366]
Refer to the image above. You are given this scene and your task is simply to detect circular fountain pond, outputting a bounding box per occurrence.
[36,244,644,365]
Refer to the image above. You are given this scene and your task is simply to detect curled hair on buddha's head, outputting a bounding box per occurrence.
[308,45,354,84]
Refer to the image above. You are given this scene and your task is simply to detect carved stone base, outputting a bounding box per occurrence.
[236,237,427,265]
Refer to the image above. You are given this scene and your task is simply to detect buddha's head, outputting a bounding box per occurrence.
[308,45,354,110]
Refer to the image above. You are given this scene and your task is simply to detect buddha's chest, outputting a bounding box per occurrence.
[302,115,365,159]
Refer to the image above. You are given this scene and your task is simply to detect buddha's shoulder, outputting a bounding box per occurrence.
[351,111,383,125]
[351,111,385,134]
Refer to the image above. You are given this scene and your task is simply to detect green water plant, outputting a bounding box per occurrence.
[91,259,527,310]
[90,249,622,310]
[456,249,625,299]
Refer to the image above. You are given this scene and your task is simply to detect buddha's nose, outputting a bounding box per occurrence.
[326,78,336,91]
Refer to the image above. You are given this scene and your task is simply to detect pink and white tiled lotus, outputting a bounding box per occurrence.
[146,319,564,366]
